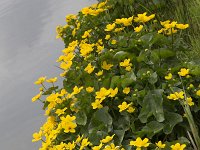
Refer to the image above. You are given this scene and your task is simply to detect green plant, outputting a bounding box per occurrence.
[32,1,200,149]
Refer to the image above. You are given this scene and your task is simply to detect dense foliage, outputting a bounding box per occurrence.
[32,0,200,149]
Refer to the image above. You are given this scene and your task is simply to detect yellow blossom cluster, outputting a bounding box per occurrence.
[81,1,108,16]
[158,20,189,35]
[119,59,132,71]
[32,0,197,149]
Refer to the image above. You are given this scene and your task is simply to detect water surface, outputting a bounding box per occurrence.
[0,0,96,149]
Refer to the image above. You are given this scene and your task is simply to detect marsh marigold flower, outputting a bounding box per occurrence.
[111,39,117,45]
[105,23,116,31]
[32,92,42,102]
[171,143,186,150]
[34,76,46,85]
[118,101,132,112]
[167,91,184,100]
[165,73,172,80]
[156,141,166,149]
[134,25,143,32]
[130,137,150,150]
[80,138,90,150]
[178,68,189,76]
[101,134,115,143]
[84,63,95,74]
[134,12,155,23]
[123,87,130,94]
[96,70,103,76]
[176,24,189,30]
[92,99,103,109]
[46,77,57,83]
[86,87,94,93]
[196,90,200,96]
[32,130,43,142]
[102,61,113,70]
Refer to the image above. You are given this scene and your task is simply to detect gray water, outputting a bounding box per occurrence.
[0,0,96,149]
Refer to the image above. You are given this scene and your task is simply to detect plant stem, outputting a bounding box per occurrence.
[179,76,200,149]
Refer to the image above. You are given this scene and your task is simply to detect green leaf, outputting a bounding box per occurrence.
[114,130,125,145]
[121,71,136,88]
[163,111,183,134]
[89,107,113,132]
[139,89,165,123]
[148,72,158,84]
[137,121,164,138]
[114,51,130,61]
[75,111,87,125]
[110,76,121,88]
[88,131,107,145]
[153,48,175,59]
[42,86,58,95]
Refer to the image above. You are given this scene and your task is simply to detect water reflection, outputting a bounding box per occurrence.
[0,0,96,149]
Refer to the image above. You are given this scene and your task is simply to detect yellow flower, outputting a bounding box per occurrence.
[165,73,173,80]
[84,63,95,74]
[101,134,115,143]
[34,76,46,85]
[96,70,103,76]
[73,86,83,95]
[111,39,117,45]
[46,77,57,83]
[92,143,103,150]
[92,99,103,109]
[115,16,133,26]
[156,141,166,149]
[65,141,76,150]
[32,130,42,142]
[82,29,92,38]
[167,91,184,100]
[196,90,200,96]
[105,23,116,31]
[127,106,135,113]
[96,45,104,53]
[166,28,177,35]
[80,43,94,57]
[118,101,132,112]
[102,61,113,70]
[95,87,110,100]
[61,115,76,122]
[86,87,94,93]
[134,12,155,23]
[32,92,42,102]
[163,21,177,29]
[134,25,144,32]
[185,97,194,106]
[104,143,119,150]
[178,68,189,76]
[63,122,77,133]
[80,138,90,150]
[105,35,111,40]
[55,108,67,116]
[171,143,186,150]
[176,24,189,30]
[60,61,73,70]
[114,27,124,32]
[109,88,118,97]
[123,87,130,94]
[160,20,170,26]
[120,59,132,67]
[125,66,132,71]
[76,135,84,143]
[129,137,150,150]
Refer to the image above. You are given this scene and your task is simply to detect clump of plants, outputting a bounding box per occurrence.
[32,0,200,149]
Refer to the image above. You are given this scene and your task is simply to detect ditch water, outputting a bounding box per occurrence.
[0,0,96,149]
